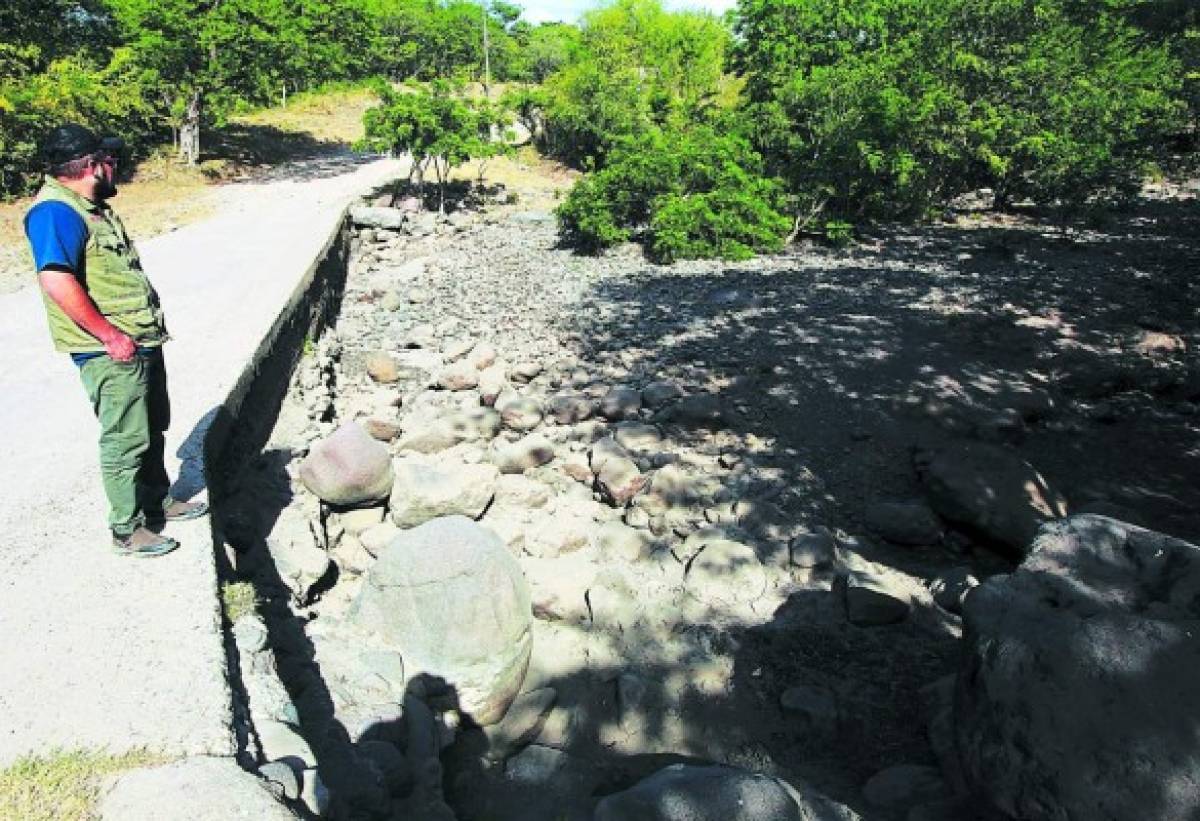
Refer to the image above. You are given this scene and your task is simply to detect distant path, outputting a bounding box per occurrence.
[0,153,405,767]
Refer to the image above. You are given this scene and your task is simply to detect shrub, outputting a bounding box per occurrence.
[358,80,511,211]
[735,0,1184,221]
[539,0,732,168]
[556,126,790,261]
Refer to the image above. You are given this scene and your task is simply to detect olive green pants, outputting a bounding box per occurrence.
[78,349,171,536]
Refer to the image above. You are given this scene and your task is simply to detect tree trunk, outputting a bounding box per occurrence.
[179,91,202,166]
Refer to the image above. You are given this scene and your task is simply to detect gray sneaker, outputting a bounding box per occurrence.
[112,526,180,558]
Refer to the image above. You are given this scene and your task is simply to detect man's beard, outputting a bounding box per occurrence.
[94,175,119,200]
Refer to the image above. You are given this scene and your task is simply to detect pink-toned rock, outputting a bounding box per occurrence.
[300,423,394,506]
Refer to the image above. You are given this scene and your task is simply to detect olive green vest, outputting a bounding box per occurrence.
[32,177,168,353]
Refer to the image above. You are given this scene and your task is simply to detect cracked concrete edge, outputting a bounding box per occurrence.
[203,210,357,766]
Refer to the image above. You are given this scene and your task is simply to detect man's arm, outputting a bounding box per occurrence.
[26,200,136,361]
[38,267,136,361]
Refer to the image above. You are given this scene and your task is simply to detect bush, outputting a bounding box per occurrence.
[648,183,790,263]
[556,126,790,261]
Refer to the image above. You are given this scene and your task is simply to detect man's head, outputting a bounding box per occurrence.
[40,123,124,200]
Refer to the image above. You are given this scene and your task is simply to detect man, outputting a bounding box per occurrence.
[25,123,207,557]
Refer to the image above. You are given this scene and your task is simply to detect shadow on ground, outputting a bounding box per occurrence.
[558,194,1200,550]
[204,123,378,184]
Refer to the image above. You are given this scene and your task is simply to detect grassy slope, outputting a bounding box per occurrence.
[0,749,165,821]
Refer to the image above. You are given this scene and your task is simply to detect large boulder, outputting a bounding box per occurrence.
[349,516,532,725]
[594,764,860,821]
[350,205,406,231]
[299,422,394,506]
[955,515,1200,821]
[265,506,333,604]
[390,458,498,528]
[915,440,1067,554]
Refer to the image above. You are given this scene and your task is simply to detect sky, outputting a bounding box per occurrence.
[518,0,737,24]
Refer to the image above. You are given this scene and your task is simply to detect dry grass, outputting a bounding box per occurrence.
[220,580,258,623]
[0,749,165,821]
[232,85,377,145]
[451,145,579,208]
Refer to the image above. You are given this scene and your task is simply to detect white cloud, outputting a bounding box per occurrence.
[519,0,735,24]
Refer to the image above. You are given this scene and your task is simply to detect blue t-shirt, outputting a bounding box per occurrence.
[25,200,149,366]
[25,200,88,274]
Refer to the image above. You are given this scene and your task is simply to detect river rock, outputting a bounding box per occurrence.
[299,422,394,506]
[437,361,480,391]
[659,394,725,427]
[479,365,509,405]
[492,433,556,474]
[500,397,544,432]
[838,568,912,626]
[398,408,501,454]
[266,506,333,605]
[863,501,944,546]
[594,764,860,821]
[390,459,498,528]
[495,474,551,509]
[444,338,475,362]
[595,454,647,506]
[614,422,662,451]
[955,515,1200,821]
[365,352,400,384]
[546,393,595,424]
[509,362,543,383]
[363,418,401,442]
[468,342,497,370]
[594,520,651,561]
[641,380,684,408]
[685,536,768,607]
[483,687,557,763]
[350,205,407,231]
[600,386,643,420]
[915,440,1067,555]
[349,516,533,725]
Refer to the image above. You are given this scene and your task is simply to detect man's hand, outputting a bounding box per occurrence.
[101,329,136,362]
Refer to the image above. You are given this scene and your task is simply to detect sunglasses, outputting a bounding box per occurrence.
[92,154,118,168]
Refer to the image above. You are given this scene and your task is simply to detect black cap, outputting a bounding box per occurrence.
[41,123,124,168]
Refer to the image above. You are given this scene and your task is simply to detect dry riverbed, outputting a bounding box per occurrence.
[216,169,1200,820]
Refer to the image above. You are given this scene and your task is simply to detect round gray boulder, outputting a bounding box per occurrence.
[349,516,532,725]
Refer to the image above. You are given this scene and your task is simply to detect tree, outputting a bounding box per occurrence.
[359,80,511,211]
[539,0,732,167]
[734,0,1183,224]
